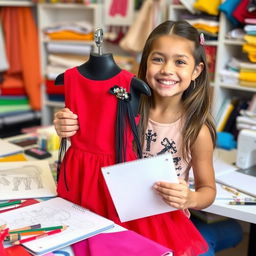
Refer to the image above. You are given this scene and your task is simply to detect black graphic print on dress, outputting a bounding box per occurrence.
[157,138,182,176]
[145,129,157,152]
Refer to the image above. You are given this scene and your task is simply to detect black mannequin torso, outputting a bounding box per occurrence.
[55,53,151,116]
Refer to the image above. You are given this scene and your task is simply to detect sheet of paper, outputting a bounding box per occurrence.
[216,171,256,197]
[1,197,114,255]
[0,139,23,157]
[101,154,179,222]
[213,156,237,178]
[0,160,57,200]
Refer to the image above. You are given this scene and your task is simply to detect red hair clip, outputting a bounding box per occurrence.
[199,33,205,45]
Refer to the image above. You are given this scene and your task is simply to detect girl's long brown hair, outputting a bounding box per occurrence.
[137,20,216,161]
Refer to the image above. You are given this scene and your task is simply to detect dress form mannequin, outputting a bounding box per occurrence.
[54,28,151,116]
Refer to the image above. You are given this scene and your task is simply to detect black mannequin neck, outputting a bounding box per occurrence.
[77,53,121,80]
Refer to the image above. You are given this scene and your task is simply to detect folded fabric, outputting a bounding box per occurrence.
[248,53,256,62]
[47,42,92,55]
[239,80,256,87]
[245,18,256,24]
[219,69,239,84]
[192,23,219,34]
[218,0,240,26]
[240,60,256,70]
[216,132,237,150]
[48,54,88,69]
[244,34,256,45]
[186,18,219,27]
[226,57,241,72]
[193,0,221,16]
[233,0,256,23]
[179,0,197,14]
[0,87,26,95]
[72,230,173,256]
[239,70,256,82]
[43,21,93,34]
[243,43,256,55]
[47,31,93,41]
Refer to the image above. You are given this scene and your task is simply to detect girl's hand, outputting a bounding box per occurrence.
[154,179,191,210]
[53,108,79,138]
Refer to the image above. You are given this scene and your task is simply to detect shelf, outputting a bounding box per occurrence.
[205,41,218,46]
[43,38,95,45]
[0,1,34,6]
[220,83,256,92]
[38,3,98,9]
[224,39,245,46]
[45,100,65,108]
[170,4,186,10]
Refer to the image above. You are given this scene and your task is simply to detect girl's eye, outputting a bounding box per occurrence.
[152,57,164,63]
[176,59,186,65]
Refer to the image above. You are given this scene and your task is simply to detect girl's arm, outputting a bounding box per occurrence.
[188,124,216,209]
[154,124,216,210]
[53,108,79,138]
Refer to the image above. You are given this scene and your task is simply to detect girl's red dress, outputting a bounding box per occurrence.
[57,67,208,256]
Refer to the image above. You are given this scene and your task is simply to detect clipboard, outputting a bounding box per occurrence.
[101,154,179,222]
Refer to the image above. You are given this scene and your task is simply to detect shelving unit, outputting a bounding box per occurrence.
[168,3,254,118]
[0,1,34,6]
[37,3,102,125]
[0,1,42,138]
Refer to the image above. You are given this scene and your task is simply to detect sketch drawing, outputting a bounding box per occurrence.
[0,165,43,191]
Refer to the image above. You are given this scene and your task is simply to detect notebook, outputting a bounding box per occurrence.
[0,160,57,200]
[215,165,256,197]
[1,197,114,255]
[101,154,179,222]
[0,139,23,157]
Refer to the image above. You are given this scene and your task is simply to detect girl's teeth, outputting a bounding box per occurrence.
[159,80,176,85]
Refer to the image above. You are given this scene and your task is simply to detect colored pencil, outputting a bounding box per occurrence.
[18,230,47,236]
[9,225,68,234]
[13,228,66,245]
[229,201,256,205]
[0,200,23,208]
[4,233,21,242]
[221,185,240,196]
[9,224,41,232]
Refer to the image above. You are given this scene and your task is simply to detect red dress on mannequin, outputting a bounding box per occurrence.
[57,67,208,256]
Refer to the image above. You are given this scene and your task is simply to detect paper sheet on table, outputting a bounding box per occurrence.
[0,139,23,157]
[213,156,237,178]
[101,154,179,222]
[0,160,57,200]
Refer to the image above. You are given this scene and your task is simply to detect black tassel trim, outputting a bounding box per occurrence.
[57,137,69,191]
[110,85,142,163]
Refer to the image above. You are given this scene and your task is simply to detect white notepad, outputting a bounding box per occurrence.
[0,160,57,200]
[101,154,179,222]
[1,197,114,255]
[216,169,256,197]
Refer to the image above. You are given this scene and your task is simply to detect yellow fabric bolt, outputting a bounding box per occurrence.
[194,0,221,16]
[193,24,219,34]
[244,35,256,46]
[239,71,256,82]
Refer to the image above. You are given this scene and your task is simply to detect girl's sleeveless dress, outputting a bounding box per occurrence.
[57,67,208,256]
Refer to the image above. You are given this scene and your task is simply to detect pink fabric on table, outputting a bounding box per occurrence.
[72,230,172,256]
